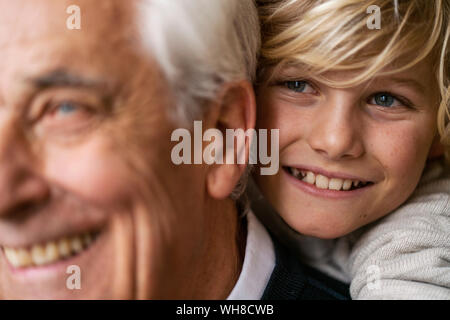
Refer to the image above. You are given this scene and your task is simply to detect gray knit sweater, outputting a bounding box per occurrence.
[252,159,450,300]
[347,159,450,299]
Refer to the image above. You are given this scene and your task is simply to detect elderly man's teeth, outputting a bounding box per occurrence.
[46,242,60,263]
[2,232,97,268]
[31,245,47,266]
[71,237,83,254]
[4,248,32,268]
[289,168,367,191]
[58,238,71,258]
[83,233,92,247]
[14,249,33,268]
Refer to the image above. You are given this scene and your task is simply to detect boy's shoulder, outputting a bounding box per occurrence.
[350,158,450,256]
[411,157,450,199]
[350,157,450,250]
[347,158,450,299]
[388,158,450,221]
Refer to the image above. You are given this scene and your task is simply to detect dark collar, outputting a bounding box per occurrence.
[262,232,351,300]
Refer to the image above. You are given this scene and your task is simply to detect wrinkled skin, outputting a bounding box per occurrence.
[0,0,252,299]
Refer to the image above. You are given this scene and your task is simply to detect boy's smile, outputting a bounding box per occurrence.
[283,165,375,197]
[255,59,441,239]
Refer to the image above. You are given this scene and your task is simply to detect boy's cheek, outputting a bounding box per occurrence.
[256,99,313,152]
[371,123,433,195]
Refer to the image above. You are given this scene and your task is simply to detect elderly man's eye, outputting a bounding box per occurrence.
[35,100,97,136]
[57,102,77,114]
[46,101,88,119]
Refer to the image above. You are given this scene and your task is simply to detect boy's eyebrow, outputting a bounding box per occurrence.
[385,77,426,92]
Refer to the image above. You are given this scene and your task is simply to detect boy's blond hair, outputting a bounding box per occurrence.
[257,0,450,161]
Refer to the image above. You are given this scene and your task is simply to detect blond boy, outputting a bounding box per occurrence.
[252,0,450,299]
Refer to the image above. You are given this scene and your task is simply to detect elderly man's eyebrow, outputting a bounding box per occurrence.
[28,69,107,89]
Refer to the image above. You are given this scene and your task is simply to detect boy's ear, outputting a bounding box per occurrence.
[205,81,256,200]
[428,134,445,160]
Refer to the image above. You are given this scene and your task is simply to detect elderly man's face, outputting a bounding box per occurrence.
[0,0,211,299]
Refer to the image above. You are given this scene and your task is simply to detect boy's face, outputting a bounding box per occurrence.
[255,59,440,238]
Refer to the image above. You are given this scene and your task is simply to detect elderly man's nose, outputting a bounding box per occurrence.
[307,107,364,161]
[0,128,49,217]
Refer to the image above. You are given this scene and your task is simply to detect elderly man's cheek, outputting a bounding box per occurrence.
[42,137,133,204]
[36,138,138,298]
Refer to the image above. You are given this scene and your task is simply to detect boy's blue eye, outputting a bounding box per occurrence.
[285,80,315,93]
[370,93,402,108]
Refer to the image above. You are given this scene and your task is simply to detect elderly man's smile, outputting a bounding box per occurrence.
[2,230,100,269]
[0,0,261,299]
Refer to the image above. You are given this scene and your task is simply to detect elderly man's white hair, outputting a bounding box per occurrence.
[138,0,261,124]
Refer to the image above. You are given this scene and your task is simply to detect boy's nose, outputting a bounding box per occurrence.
[0,122,49,218]
[307,103,364,161]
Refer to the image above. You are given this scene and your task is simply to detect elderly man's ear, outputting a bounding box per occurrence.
[205,81,256,200]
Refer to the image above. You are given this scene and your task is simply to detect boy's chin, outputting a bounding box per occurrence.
[280,211,362,240]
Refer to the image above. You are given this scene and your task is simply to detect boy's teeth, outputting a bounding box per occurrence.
[315,175,329,189]
[342,179,353,190]
[291,168,300,178]
[329,178,343,191]
[304,171,316,184]
[290,168,366,191]
[2,232,96,268]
